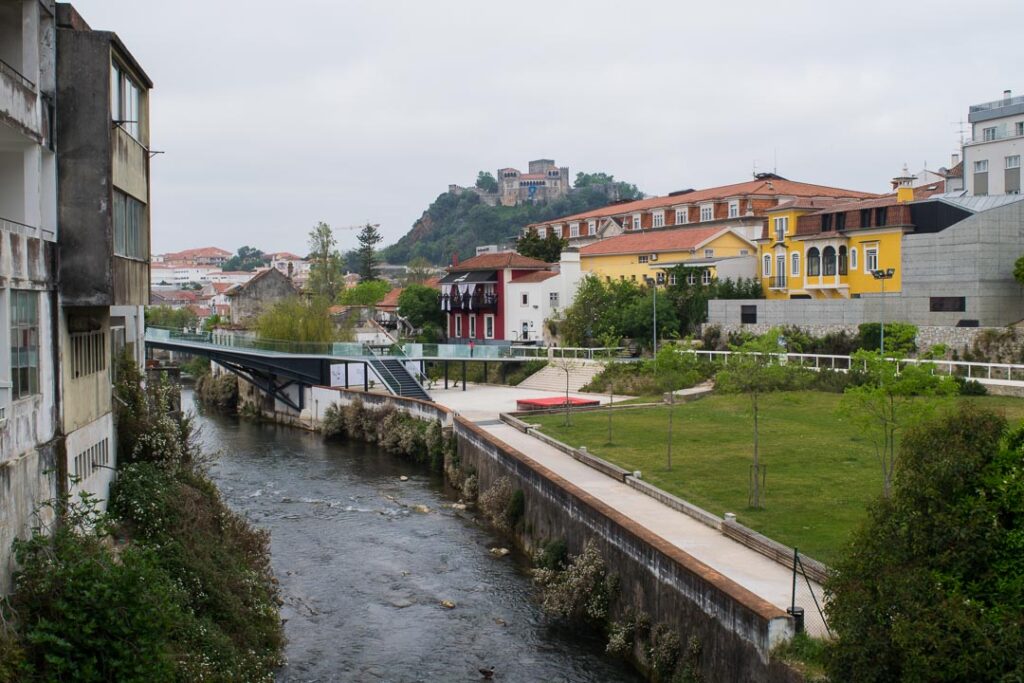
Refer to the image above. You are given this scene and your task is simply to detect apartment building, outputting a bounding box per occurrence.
[524,175,877,247]
[964,90,1023,196]
[0,0,60,594]
[55,4,152,509]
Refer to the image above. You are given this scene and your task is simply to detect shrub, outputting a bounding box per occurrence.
[322,403,346,439]
[10,493,182,682]
[506,489,525,530]
[955,376,988,396]
[857,322,917,355]
[536,538,568,571]
[195,372,239,414]
[479,476,515,531]
[647,623,681,680]
[533,539,617,625]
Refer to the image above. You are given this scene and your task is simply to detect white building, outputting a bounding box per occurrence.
[0,0,60,594]
[503,251,584,343]
[964,90,1023,196]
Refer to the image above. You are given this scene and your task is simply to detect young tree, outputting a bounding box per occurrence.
[475,171,498,193]
[839,351,957,498]
[596,330,622,445]
[255,297,344,343]
[307,222,344,301]
[550,356,582,427]
[825,404,1024,681]
[356,223,384,280]
[715,333,789,508]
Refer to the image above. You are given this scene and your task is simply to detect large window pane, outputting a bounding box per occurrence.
[10,290,40,400]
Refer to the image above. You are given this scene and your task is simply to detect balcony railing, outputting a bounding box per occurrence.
[969,94,1024,114]
[0,216,55,242]
[768,275,787,289]
[439,292,499,311]
[0,58,35,91]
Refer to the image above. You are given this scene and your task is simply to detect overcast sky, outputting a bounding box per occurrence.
[71,0,1024,258]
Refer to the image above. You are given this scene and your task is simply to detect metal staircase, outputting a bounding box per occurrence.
[365,345,431,401]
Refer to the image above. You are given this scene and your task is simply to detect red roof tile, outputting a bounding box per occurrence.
[377,288,402,308]
[450,252,549,272]
[164,246,231,260]
[530,177,879,228]
[580,226,740,256]
[510,270,558,283]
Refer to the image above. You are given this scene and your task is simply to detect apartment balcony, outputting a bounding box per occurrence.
[0,58,41,142]
[768,275,788,290]
[439,292,499,312]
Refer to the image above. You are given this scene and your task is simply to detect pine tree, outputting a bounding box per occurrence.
[357,223,383,280]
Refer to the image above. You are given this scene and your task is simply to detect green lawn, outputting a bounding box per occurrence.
[531,392,1024,565]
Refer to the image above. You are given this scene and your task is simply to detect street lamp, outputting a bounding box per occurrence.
[643,276,658,356]
[871,267,896,356]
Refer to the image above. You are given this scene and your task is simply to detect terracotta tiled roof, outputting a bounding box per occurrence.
[377,288,402,308]
[580,226,741,256]
[529,178,879,228]
[164,246,231,259]
[944,161,963,179]
[510,270,558,283]
[270,251,303,260]
[210,283,232,294]
[766,197,847,213]
[450,252,549,272]
[806,195,903,214]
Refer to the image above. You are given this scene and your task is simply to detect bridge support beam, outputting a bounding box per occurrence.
[216,359,304,412]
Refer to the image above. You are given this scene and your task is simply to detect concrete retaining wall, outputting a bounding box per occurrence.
[454,418,799,682]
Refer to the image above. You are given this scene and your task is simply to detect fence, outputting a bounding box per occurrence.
[684,349,1024,386]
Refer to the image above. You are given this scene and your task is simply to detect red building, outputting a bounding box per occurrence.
[439,252,550,341]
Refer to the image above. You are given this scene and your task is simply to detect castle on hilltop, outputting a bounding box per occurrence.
[449,159,571,207]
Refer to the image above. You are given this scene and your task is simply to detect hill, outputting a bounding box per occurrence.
[382,173,643,265]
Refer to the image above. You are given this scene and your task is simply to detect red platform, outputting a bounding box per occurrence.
[516,396,601,411]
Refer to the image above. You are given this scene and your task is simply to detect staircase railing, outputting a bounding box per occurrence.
[363,344,403,395]
[381,343,430,396]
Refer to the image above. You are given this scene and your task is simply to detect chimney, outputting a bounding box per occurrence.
[452,252,459,267]
[894,165,915,203]
[951,152,960,167]
[1004,89,1013,101]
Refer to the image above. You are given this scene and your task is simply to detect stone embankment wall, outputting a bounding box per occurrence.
[706,321,1018,355]
[291,385,801,683]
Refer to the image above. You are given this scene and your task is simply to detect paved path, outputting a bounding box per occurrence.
[431,383,827,636]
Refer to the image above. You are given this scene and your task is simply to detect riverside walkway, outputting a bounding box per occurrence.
[430,383,828,637]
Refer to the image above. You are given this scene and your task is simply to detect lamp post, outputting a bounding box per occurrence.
[643,275,658,357]
[871,267,896,356]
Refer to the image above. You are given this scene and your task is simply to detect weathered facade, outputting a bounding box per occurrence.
[55,3,152,513]
[227,267,299,325]
[0,0,60,594]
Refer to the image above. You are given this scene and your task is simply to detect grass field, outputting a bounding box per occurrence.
[531,392,1024,564]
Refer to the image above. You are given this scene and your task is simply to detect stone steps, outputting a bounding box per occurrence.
[517,362,604,393]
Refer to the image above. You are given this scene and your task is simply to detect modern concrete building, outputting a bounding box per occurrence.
[964,90,1023,196]
[0,0,60,595]
[54,3,153,515]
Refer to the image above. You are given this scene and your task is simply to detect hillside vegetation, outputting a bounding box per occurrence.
[382,172,642,265]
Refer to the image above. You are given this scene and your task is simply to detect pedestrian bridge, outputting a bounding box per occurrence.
[143,328,593,410]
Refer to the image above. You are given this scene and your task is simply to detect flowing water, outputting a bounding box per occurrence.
[191,393,641,683]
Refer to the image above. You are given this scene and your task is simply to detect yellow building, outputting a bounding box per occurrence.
[759,179,916,299]
[580,226,757,284]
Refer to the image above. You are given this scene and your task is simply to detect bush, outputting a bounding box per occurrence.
[195,372,239,413]
[533,540,617,626]
[857,322,917,355]
[9,493,183,682]
[110,463,284,680]
[955,376,988,396]
[479,476,515,532]
[536,538,568,571]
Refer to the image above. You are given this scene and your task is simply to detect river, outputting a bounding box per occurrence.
[191,393,641,683]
